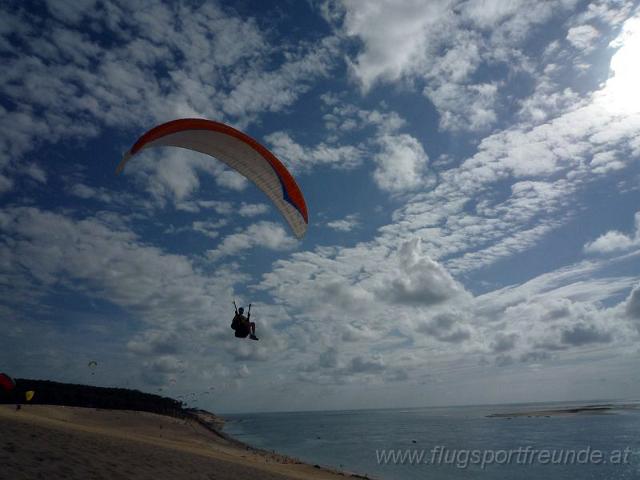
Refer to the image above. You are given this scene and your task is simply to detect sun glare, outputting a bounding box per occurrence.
[598,16,640,114]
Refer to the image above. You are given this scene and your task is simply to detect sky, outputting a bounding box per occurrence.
[1,0,640,414]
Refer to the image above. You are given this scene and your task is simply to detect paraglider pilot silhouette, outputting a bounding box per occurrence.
[231,301,259,341]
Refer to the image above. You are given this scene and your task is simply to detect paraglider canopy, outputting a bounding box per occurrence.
[0,373,15,392]
[117,118,309,239]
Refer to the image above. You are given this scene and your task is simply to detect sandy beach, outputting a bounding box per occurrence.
[0,405,355,480]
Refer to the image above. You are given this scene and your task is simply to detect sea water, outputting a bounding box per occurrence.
[223,402,640,480]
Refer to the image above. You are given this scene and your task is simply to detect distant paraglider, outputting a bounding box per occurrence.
[116,118,309,239]
[88,361,98,375]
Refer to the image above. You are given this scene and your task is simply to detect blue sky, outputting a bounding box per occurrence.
[2,0,640,413]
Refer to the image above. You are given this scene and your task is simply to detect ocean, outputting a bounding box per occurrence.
[223,402,640,480]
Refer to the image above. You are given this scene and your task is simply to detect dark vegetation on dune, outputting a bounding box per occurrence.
[1,378,227,435]
[1,378,186,417]
[0,378,260,451]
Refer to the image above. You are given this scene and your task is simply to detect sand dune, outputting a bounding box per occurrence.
[0,405,352,480]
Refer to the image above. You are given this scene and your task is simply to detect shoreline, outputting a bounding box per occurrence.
[0,405,369,480]
[191,409,369,477]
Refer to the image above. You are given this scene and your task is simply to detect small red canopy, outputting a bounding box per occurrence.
[0,372,16,392]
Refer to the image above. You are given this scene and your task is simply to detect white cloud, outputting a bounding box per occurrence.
[566,24,600,52]
[206,221,298,261]
[266,131,364,173]
[266,103,415,197]
[584,231,636,254]
[560,322,612,346]
[596,15,640,115]
[43,0,99,24]
[120,149,251,211]
[197,200,234,215]
[625,284,640,329]
[477,285,626,367]
[376,238,468,305]
[214,169,249,191]
[373,134,429,192]
[347,355,385,374]
[170,200,268,219]
[238,203,269,217]
[21,163,47,184]
[236,364,251,378]
[67,183,124,205]
[317,278,375,311]
[589,151,625,174]
[326,214,360,232]
[416,312,471,343]
[425,81,499,131]
[342,0,454,91]
[192,220,227,239]
[128,330,183,356]
[571,0,635,28]
[517,74,582,124]
[491,332,518,353]
[461,0,526,30]
[321,99,407,135]
[0,174,12,193]
[584,212,640,254]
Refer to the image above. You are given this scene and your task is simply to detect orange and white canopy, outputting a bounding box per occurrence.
[117,119,308,239]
